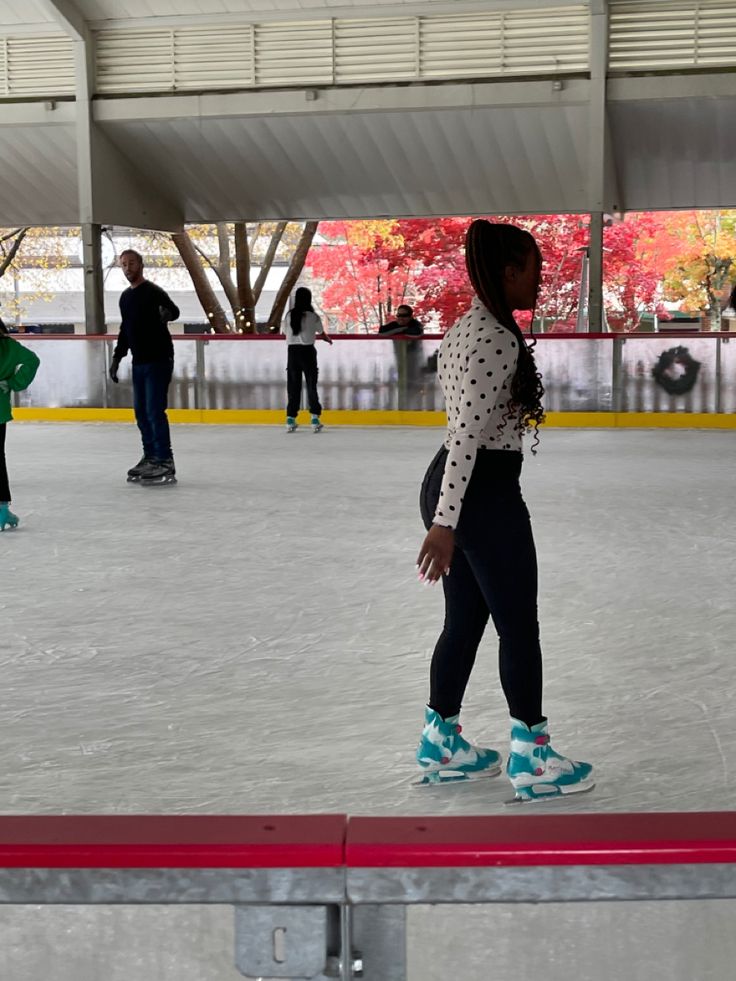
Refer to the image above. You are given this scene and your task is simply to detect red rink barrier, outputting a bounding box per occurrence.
[0,813,734,870]
[0,815,346,868]
[345,813,736,868]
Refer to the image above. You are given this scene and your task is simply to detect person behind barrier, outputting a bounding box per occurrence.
[378,304,424,336]
[414,219,594,803]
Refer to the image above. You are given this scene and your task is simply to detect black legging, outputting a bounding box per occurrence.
[419,445,543,727]
[0,424,10,502]
[286,345,322,418]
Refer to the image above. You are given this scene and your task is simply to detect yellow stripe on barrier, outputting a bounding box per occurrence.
[11,408,736,428]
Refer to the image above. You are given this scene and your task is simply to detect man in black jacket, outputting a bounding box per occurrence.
[110,249,180,484]
[378,304,424,336]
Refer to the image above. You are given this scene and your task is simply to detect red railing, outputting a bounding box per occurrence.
[1,812,734,869]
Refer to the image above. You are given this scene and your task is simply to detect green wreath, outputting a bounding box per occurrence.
[651,346,701,396]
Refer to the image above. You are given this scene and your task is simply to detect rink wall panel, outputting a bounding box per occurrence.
[10,333,736,426]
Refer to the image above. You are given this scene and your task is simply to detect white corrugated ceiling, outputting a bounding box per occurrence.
[609,95,736,210]
[0,0,62,28]
[0,123,78,224]
[97,100,590,221]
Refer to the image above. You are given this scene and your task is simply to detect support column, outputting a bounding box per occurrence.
[81,222,105,334]
[588,211,604,333]
[588,1,612,333]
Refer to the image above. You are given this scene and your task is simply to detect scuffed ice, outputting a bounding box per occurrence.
[1,423,735,981]
[1,423,735,815]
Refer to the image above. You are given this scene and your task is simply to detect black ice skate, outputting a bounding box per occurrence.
[138,458,177,486]
[126,456,152,482]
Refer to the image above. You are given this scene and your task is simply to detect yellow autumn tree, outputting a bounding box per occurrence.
[0,226,72,325]
[662,211,736,330]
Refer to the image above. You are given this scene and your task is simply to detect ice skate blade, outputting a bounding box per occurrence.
[505,777,596,805]
[312,425,324,433]
[139,476,177,486]
[414,763,503,788]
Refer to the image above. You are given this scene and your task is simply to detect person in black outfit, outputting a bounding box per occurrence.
[378,304,424,336]
[283,287,333,433]
[110,249,180,484]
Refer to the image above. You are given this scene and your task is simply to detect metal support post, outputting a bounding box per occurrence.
[588,212,604,333]
[588,1,616,334]
[81,222,106,335]
[612,334,624,412]
[394,341,408,411]
[195,338,207,411]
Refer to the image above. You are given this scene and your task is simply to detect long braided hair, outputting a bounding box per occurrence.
[465,219,545,448]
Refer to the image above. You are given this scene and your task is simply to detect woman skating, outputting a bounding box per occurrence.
[0,317,40,530]
[415,219,594,802]
[283,287,333,433]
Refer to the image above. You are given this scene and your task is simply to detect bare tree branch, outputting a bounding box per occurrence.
[253,221,287,304]
[234,221,256,333]
[1,227,26,245]
[193,234,239,314]
[0,228,28,279]
[171,231,231,333]
[248,222,263,256]
[268,221,319,331]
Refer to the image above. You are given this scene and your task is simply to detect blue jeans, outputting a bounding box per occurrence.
[132,359,173,461]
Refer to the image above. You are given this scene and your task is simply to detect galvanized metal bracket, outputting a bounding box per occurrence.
[234,904,342,980]
[234,904,406,980]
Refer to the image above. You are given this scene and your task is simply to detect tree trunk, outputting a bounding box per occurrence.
[215,223,240,315]
[0,228,28,279]
[253,221,287,304]
[267,221,319,332]
[234,221,257,333]
[171,231,231,333]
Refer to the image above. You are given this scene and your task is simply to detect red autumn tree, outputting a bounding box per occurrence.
[308,213,684,333]
[305,220,417,332]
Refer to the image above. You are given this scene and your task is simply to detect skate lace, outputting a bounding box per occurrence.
[440,724,464,765]
[533,733,549,776]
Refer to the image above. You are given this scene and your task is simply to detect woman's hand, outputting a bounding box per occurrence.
[416,525,454,583]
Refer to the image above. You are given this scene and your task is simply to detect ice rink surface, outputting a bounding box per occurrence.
[1,421,736,980]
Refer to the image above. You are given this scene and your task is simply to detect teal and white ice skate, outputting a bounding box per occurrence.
[415,707,502,786]
[286,417,298,433]
[506,718,594,803]
[311,415,324,433]
[0,503,19,531]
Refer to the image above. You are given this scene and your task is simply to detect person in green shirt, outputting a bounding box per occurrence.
[0,317,40,530]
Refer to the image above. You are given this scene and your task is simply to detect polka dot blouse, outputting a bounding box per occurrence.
[433,299,522,530]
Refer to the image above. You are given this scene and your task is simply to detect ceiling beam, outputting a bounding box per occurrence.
[35,0,87,41]
[89,0,582,31]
